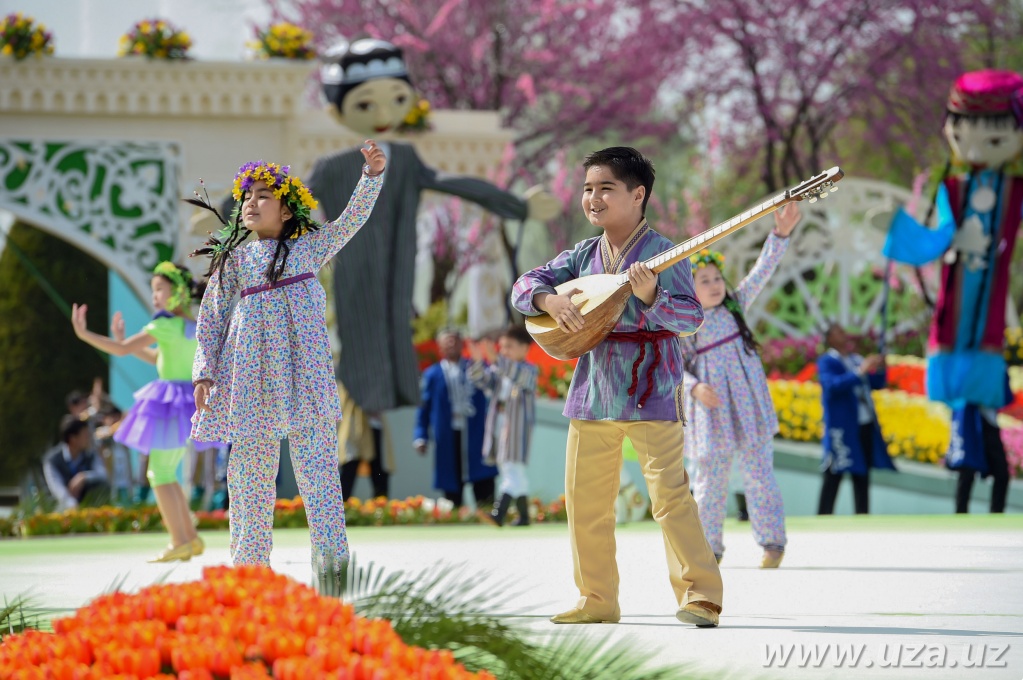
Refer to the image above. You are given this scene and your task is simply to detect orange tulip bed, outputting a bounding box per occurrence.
[0,565,495,679]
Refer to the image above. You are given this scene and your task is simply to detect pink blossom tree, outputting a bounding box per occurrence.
[278,0,685,177]
[663,0,1009,192]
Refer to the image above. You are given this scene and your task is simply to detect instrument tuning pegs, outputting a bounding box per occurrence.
[830,186,838,193]
[809,196,818,203]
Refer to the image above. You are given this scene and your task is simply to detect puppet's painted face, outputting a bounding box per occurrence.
[943,117,1023,167]
[339,78,416,136]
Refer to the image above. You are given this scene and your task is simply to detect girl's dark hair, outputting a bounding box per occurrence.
[723,292,760,355]
[189,192,319,286]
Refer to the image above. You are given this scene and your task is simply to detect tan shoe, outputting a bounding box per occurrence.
[148,543,193,563]
[761,548,784,569]
[549,608,619,624]
[189,536,205,557]
[675,601,720,627]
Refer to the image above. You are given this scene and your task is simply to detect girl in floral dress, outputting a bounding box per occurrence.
[682,203,800,568]
[190,141,385,577]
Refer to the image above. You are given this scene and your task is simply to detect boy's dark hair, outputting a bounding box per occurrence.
[60,415,89,443]
[582,147,656,215]
[500,324,533,347]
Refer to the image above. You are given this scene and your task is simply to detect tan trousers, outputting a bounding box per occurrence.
[566,419,723,619]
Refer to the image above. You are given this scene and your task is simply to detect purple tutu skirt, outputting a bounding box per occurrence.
[115,380,197,452]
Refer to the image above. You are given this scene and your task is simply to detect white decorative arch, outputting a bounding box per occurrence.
[718,177,934,339]
[0,139,181,302]
[1,56,516,304]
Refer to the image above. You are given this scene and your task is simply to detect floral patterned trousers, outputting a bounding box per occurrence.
[228,419,349,574]
[692,435,787,557]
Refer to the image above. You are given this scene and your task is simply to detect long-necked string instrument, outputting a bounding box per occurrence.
[526,167,844,360]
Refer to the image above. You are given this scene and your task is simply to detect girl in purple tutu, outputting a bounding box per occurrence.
[71,262,205,563]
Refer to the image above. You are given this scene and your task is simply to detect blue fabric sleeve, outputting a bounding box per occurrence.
[881,184,955,265]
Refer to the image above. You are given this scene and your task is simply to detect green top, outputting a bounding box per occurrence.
[143,316,197,381]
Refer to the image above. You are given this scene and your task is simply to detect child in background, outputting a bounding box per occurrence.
[469,325,539,527]
[95,406,135,505]
[71,262,205,561]
[682,203,800,568]
[414,328,495,509]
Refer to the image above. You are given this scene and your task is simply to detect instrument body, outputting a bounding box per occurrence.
[525,167,844,359]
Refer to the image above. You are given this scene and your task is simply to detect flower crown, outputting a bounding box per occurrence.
[153,261,191,310]
[689,248,726,272]
[232,161,319,239]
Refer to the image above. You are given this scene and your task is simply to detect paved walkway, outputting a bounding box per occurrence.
[1,515,1021,679]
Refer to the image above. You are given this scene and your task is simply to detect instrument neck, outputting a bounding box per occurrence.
[620,192,789,283]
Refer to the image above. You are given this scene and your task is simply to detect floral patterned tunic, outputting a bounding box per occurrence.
[682,232,789,456]
[192,174,383,442]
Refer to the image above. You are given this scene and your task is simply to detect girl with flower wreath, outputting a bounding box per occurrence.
[189,141,385,578]
[71,262,206,562]
[681,203,800,569]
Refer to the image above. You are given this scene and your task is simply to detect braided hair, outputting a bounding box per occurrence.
[722,292,760,355]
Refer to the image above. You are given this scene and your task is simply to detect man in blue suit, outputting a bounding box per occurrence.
[414,328,496,508]
[817,324,897,514]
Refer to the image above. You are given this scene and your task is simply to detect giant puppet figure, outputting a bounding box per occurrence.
[307,39,558,488]
[883,70,1023,513]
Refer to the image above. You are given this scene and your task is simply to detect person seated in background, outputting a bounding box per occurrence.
[43,415,110,511]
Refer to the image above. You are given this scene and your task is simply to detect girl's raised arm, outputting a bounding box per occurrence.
[307,172,384,267]
[308,141,386,267]
[736,204,799,312]
[71,303,155,357]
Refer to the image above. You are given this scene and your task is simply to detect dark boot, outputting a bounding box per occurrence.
[485,493,512,527]
[513,495,530,526]
[736,493,749,522]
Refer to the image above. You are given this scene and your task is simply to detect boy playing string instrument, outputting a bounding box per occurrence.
[511,147,723,627]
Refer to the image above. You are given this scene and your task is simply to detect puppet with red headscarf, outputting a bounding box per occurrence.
[884,70,1023,513]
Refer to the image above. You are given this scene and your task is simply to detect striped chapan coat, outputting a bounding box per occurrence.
[468,357,538,465]
[306,142,531,414]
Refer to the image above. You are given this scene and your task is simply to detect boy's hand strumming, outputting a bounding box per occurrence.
[537,290,585,333]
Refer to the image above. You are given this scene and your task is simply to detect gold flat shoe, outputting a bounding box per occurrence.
[189,536,205,557]
[761,549,784,569]
[676,601,720,627]
[549,608,618,624]
[148,543,193,563]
